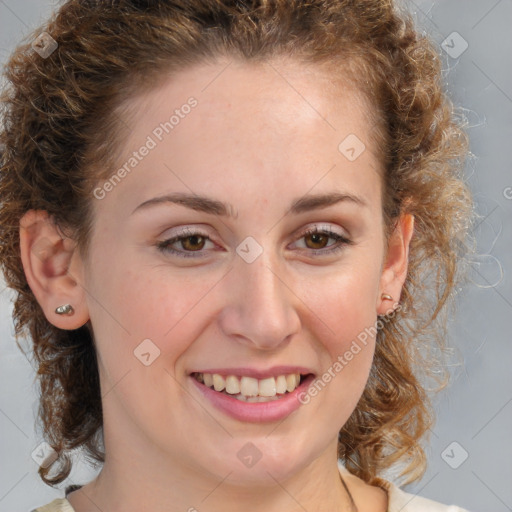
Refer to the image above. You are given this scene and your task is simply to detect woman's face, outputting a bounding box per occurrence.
[72,58,411,484]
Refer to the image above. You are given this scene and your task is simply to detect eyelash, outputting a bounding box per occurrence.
[156,226,353,259]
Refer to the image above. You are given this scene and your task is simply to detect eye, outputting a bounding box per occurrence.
[156,228,215,258]
[156,224,353,259]
[292,225,353,256]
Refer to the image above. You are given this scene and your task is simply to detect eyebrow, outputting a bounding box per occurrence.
[131,191,367,217]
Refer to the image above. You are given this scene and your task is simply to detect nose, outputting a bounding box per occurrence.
[217,246,301,351]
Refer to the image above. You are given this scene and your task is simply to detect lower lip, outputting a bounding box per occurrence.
[190,374,316,423]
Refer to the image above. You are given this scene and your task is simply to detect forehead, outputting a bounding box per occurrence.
[95,58,383,219]
[122,57,378,150]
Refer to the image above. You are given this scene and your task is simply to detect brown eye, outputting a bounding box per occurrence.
[180,235,206,251]
[156,229,214,258]
[304,232,330,250]
[294,226,353,257]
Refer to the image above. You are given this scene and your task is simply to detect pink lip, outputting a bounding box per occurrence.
[188,366,314,380]
[190,373,316,423]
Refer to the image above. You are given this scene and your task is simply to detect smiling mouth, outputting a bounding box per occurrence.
[191,372,313,402]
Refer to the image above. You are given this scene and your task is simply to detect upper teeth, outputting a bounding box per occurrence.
[195,373,302,397]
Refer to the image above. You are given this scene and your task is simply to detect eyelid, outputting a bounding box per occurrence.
[296,223,349,239]
[156,227,217,257]
[290,224,353,253]
[156,223,353,259]
[161,226,212,240]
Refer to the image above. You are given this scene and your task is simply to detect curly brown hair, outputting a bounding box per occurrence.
[0,0,473,489]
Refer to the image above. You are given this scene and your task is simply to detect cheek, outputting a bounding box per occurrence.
[85,225,383,390]
[306,257,381,346]
[84,245,224,373]
[300,256,382,403]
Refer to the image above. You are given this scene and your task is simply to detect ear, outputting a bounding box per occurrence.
[376,213,414,315]
[19,209,90,329]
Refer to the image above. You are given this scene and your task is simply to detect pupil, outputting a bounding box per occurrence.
[309,233,326,249]
[184,235,204,251]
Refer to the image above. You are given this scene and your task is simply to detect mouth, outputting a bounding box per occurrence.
[189,370,316,422]
[190,371,314,403]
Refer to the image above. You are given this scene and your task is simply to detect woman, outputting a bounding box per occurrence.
[0,1,474,511]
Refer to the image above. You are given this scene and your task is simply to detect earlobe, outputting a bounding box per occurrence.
[376,213,415,316]
[19,209,89,329]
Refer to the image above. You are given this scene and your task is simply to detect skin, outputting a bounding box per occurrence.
[20,57,414,512]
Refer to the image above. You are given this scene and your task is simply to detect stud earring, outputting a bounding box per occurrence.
[381,293,393,301]
[55,304,74,315]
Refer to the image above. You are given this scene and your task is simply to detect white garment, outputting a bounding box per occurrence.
[338,461,471,511]
[32,461,471,512]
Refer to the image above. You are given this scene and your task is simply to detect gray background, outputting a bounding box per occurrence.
[0,1,511,511]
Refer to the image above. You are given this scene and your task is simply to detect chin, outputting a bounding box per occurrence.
[207,437,318,485]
